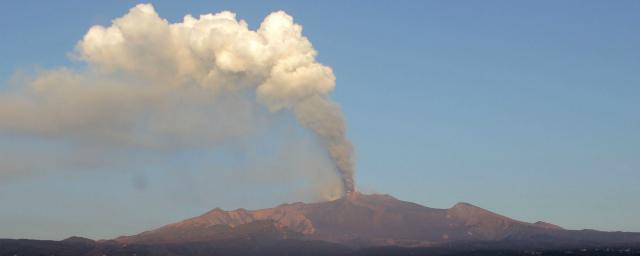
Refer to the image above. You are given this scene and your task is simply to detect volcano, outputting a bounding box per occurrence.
[3,193,640,256]
[114,193,640,248]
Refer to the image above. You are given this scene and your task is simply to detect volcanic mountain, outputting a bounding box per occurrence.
[114,193,640,248]
[3,193,640,255]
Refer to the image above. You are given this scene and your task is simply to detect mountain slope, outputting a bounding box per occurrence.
[3,193,640,255]
[115,193,638,247]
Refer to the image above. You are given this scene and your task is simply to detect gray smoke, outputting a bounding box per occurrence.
[0,4,355,196]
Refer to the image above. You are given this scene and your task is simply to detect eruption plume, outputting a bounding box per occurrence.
[294,96,354,193]
[0,4,355,195]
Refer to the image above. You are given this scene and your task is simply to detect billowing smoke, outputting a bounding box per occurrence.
[0,4,354,195]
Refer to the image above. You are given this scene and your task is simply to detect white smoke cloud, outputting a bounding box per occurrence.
[0,4,354,195]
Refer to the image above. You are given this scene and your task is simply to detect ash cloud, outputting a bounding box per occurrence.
[0,4,354,196]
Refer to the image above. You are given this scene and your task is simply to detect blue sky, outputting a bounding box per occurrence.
[1,1,639,239]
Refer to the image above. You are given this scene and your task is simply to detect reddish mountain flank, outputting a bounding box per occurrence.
[117,193,626,248]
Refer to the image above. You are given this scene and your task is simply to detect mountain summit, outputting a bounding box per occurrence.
[3,193,640,255]
[115,193,639,248]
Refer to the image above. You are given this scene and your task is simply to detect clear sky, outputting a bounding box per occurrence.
[0,0,639,240]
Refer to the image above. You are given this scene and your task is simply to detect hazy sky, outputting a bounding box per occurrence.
[1,0,639,240]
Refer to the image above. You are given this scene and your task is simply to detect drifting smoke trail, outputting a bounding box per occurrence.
[294,96,354,193]
[0,4,355,195]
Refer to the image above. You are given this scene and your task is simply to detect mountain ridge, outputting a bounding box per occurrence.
[115,192,635,248]
[3,193,640,256]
